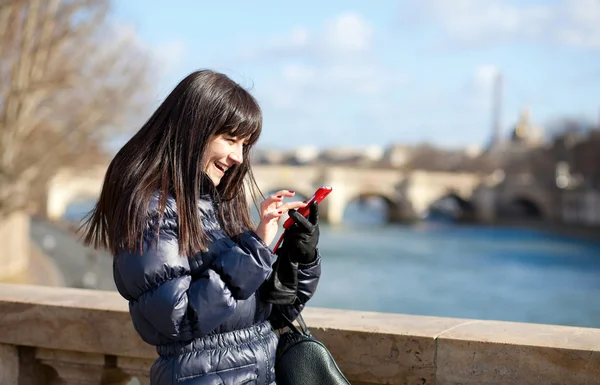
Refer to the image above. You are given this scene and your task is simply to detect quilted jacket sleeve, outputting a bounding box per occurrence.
[207,230,274,300]
[113,229,274,346]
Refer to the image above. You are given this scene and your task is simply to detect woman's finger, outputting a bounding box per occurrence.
[260,195,283,210]
[260,190,296,211]
[262,210,285,222]
[270,189,295,198]
[276,201,308,213]
[288,209,314,231]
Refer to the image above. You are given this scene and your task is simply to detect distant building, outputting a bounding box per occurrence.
[382,145,412,168]
[464,145,483,158]
[486,108,545,165]
[250,148,287,164]
[318,147,366,164]
[510,108,544,148]
[287,146,319,165]
[364,145,384,162]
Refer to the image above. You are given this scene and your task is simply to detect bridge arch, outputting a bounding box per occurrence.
[499,193,547,220]
[61,195,100,221]
[46,168,105,221]
[343,192,409,223]
[507,196,544,219]
[427,191,476,221]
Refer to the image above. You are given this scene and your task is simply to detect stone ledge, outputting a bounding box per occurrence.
[437,319,600,350]
[1,283,599,385]
[0,283,154,360]
[434,320,600,384]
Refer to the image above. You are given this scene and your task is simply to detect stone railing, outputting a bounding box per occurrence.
[1,283,599,384]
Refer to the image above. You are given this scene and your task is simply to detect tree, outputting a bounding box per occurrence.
[0,0,154,219]
[499,117,600,189]
[405,143,496,173]
[547,117,596,142]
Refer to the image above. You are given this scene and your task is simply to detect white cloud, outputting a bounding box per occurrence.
[256,61,407,129]
[235,11,408,148]
[409,0,600,48]
[242,12,374,62]
[243,13,405,140]
[555,0,600,47]
[322,13,373,54]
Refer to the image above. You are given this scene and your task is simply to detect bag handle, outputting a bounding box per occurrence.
[278,312,311,337]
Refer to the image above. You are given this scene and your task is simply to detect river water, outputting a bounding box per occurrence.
[62,199,600,329]
[311,221,600,328]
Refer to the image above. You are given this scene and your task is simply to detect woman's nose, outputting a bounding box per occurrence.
[229,145,243,164]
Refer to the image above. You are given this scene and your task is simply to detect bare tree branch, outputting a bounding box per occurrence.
[0,0,154,218]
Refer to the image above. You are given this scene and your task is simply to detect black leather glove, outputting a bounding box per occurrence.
[260,250,298,305]
[282,200,320,264]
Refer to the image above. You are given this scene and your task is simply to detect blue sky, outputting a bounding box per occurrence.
[110,0,600,150]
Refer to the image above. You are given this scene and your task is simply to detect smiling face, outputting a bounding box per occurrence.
[202,134,248,186]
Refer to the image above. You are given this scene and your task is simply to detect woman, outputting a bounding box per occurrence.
[81,70,322,384]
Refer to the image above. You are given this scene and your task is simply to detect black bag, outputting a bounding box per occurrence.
[275,312,351,385]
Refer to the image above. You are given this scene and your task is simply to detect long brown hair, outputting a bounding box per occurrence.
[80,70,263,256]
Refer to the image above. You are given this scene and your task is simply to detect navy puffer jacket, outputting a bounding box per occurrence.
[113,186,321,385]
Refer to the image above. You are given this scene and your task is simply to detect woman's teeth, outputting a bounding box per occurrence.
[215,163,227,173]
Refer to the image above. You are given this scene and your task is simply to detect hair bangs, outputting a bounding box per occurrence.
[216,88,262,147]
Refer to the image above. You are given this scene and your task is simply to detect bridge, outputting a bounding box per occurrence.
[45,164,486,224]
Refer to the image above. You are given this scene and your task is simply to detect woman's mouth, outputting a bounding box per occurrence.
[214,162,228,175]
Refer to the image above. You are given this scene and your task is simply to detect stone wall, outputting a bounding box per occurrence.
[0,283,599,384]
[562,189,600,226]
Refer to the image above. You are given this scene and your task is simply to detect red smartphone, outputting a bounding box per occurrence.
[273,186,333,252]
[282,186,333,229]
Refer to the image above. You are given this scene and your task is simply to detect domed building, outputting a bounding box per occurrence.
[510,108,544,148]
[486,108,545,160]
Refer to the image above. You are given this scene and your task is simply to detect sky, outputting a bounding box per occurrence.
[109,0,600,150]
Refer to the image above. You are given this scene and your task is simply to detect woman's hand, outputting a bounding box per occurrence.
[282,200,320,264]
[255,190,307,246]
